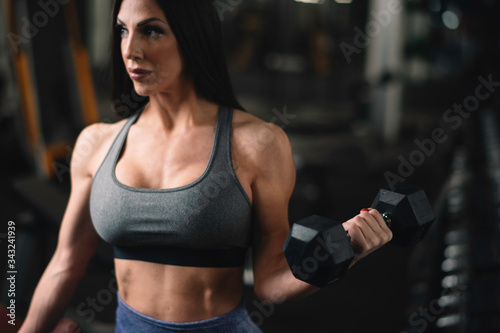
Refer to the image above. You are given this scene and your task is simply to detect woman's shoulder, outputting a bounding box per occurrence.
[71,118,128,177]
[231,108,293,169]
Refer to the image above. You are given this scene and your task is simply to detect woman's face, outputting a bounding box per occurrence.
[117,0,184,96]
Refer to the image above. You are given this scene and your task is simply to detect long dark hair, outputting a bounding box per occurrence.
[110,0,245,117]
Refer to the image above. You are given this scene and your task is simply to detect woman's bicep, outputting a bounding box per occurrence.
[55,177,100,274]
[250,125,296,288]
[54,126,104,276]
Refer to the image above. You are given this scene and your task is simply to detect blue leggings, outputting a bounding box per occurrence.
[115,291,263,333]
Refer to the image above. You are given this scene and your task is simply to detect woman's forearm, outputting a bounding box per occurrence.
[255,264,321,304]
[255,251,367,304]
[18,256,84,333]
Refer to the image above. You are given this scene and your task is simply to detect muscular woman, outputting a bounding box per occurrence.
[19,1,392,332]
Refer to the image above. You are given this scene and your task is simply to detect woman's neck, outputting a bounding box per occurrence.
[141,89,218,134]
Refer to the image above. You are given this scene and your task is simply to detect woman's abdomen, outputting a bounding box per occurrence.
[114,258,245,322]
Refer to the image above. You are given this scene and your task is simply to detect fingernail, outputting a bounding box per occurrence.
[361,208,370,212]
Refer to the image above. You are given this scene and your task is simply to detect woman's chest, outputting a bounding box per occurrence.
[114,131,254,204]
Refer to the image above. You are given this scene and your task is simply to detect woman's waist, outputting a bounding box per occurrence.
[115,259,245,322]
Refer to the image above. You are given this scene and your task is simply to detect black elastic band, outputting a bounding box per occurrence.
[113,245,247,267]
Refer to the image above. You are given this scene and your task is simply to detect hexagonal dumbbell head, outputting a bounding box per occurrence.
[283,215,355,288]
[371,183,435,247]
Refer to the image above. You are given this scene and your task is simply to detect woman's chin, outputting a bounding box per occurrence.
[132,86,153,97]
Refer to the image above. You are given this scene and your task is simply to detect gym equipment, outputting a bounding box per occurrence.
[283,183,435,287]
[3,0,99,178]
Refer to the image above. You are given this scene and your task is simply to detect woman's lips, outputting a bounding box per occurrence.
[129,68,152,81]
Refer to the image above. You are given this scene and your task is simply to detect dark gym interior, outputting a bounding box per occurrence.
[1,0,500,332]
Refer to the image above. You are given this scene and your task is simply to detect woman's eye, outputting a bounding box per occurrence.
[116,25,128,38]
[144,26,163,38]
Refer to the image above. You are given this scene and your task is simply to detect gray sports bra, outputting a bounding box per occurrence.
[89,106,253,267]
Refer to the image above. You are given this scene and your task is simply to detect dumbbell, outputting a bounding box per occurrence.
[283,183,435,288]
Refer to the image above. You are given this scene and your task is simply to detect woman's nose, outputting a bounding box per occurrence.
[123,34,143,60]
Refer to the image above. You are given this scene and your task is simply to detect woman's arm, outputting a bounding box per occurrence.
[250,123,392,304]
[19,125,103,333]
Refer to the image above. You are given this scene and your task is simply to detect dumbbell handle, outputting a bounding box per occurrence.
[381,212,392,228]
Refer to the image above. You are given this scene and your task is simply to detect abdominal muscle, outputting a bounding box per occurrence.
[114,258,245,322]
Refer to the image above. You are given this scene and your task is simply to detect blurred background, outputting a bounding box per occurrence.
[1,0,500,332]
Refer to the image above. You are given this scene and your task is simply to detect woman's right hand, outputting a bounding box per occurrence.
[18,124,109,333]
[51,318,81,333]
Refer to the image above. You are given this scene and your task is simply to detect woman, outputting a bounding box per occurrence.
[19,0,392,332]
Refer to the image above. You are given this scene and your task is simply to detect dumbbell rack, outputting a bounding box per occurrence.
[435,145,470,332]
[471,110,500,329]
[402,110,500,332]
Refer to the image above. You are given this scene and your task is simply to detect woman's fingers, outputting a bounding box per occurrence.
[344,216,376,252]
[360,208,393,244]
[343,208,393,258]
